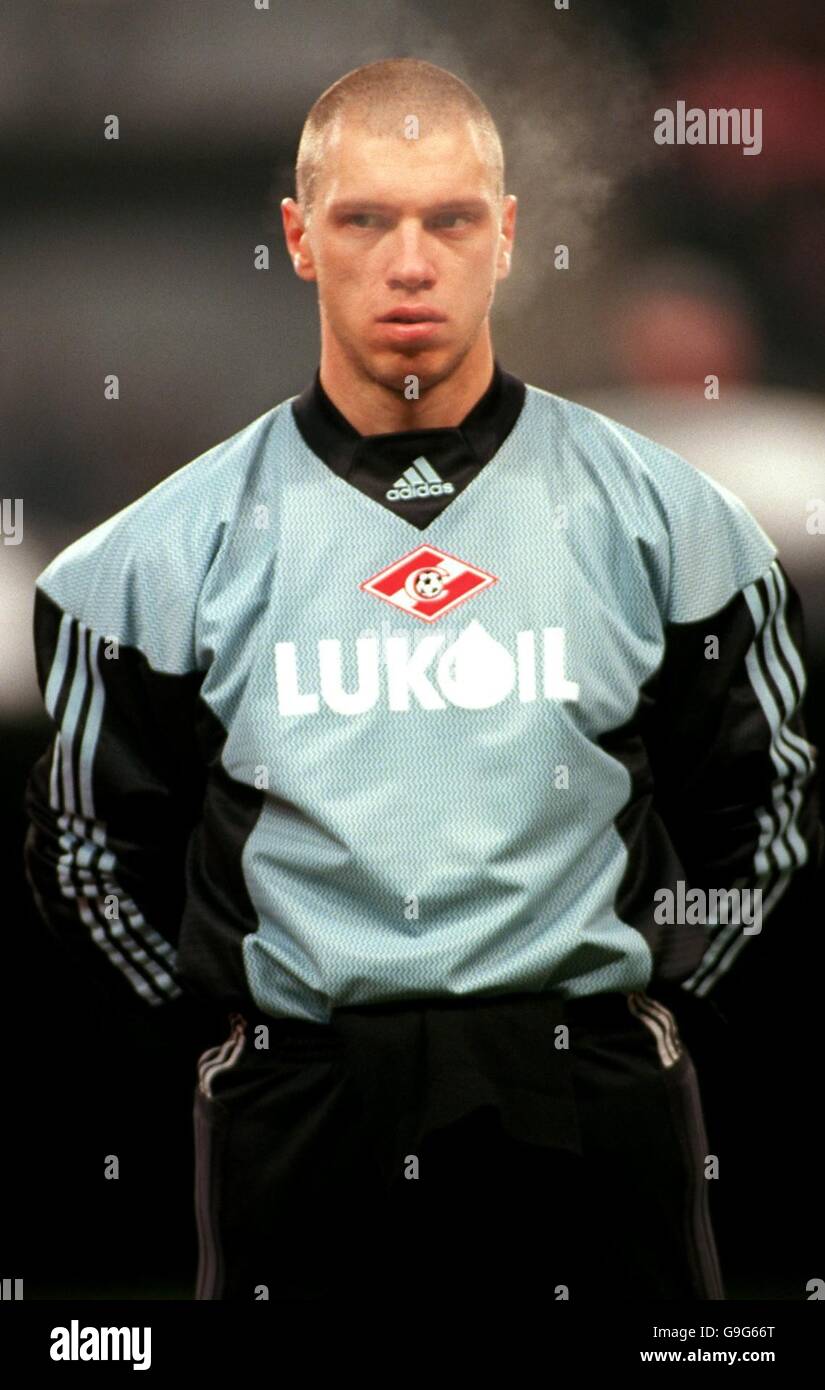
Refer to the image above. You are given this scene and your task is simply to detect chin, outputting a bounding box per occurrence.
[370,344,454,389]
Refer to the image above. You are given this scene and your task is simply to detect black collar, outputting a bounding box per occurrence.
[291,358,526,529]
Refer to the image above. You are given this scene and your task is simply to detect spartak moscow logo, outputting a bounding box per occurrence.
[360,544,497,622]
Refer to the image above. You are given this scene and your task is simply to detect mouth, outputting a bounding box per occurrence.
[376,307,447,323]
[375,307,447,345]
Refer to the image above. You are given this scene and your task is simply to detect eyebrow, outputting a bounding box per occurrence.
[328,197,491,216]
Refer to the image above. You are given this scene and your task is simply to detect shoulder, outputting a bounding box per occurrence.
[34,401,289,669]
[523,384,777,620]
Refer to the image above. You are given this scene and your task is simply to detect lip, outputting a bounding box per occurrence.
[376,307,447,323]
[375,320,444,342]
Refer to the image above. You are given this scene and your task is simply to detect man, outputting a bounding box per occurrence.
[24,58,822,1302]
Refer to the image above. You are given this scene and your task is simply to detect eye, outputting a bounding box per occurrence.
[431,213,473,229]
[345,213,384,228]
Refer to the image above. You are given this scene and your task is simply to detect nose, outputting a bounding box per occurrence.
[385,219,436,292]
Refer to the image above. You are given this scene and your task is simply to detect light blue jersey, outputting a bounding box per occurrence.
[24,371,821,1020]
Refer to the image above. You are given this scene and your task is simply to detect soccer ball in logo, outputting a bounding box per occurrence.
[409,566,446,600]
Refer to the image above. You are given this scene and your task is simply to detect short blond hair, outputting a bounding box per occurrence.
[295,57,504,219]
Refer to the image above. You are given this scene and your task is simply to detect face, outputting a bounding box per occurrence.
[282,117,516,391]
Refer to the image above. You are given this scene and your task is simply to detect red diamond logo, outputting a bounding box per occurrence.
[360,544,498,622]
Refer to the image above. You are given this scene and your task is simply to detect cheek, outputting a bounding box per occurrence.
[460,254,496,301]
[324,255,369,298]
[316,257,361,311]
[463,241,497,277]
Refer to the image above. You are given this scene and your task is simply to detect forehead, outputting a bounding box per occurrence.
[317,116,496,204]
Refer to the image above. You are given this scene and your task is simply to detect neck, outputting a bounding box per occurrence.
[318,328,496,435]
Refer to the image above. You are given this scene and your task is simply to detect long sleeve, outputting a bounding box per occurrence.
[23,586,208,1010]
[643,557,823,997]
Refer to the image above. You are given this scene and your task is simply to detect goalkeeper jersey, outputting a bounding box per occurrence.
[23,360,822,1023]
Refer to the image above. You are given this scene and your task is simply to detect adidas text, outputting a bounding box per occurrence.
[387,480,455,500]
[386,457,456,501]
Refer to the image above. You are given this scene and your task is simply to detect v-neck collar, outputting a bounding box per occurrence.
[290,357,526,534]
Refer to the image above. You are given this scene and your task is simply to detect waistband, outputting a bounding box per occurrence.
[228,989,650,1039]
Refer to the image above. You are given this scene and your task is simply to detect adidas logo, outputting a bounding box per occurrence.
[386,457,456,501]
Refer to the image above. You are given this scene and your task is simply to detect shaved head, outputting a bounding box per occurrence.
[296,57,504,221]
[281,56,516,431]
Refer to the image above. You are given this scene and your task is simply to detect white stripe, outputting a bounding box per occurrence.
[682,877,751,992]
[79,632,106,819]
[80,916,162,1003]
[640,994,682,1063]
[48,619,87,906]
[690,870,792,996]
[49,735,64,823]
[761,568,814,776]
[685,564,814,995]
[76,893,180,997]
[56,821,181,1000]
[753,804,789,875]
[197,1035,237,1089]
[42,613,182,1005]
[743,582,809,866]
[197,1039,231,1076]
[45,613,73,809]
[44,610,73,714]
[416,458,443,484]
[628,996,677,1067]
[58,794,181,999]
[199,1019,246,1098]
[627,992,681,1067]
[764,567,817,768]
[58,621,91,815]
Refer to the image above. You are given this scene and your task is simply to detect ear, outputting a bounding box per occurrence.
[496,194,517,280]
[281,197,316,281]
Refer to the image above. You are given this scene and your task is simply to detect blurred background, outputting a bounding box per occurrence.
[3,0,823,1299]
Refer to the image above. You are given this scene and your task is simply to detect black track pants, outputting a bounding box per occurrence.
[192,991,725,1302]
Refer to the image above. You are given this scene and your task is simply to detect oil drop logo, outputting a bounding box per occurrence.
[274,619,579,716]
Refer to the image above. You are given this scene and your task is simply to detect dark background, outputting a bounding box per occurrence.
[2,0,823,1299]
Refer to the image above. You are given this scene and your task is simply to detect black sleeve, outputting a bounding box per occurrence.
[22,586,209,1012]
[644,558,823,998]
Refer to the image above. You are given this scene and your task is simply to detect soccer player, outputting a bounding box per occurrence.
[23,58,822,1302]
